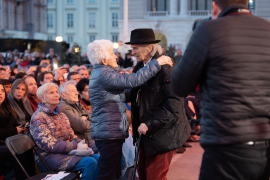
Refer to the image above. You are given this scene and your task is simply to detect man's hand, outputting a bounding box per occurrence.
[26,66,37,75]
[138,123,148,135]
[54,67,67,81]
[157,55,173,66]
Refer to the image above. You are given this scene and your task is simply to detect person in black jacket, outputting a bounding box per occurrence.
[127,29,191,180]
[0,82,36,180]
[172,0,270,179]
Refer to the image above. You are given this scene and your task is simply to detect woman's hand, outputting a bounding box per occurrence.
[157,55,173,66]
[16,125,24,134]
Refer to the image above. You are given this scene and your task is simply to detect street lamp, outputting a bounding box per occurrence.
[55,36,63,42]
[113,42,119,49]
[74,47,80,53]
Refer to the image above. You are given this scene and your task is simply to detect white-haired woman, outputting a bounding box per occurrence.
[30,83,99,180]
[87,39,172,179]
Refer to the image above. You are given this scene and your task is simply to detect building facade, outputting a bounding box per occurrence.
[0,0,47,39]
[119,0,270,54]
[47,0,120,54]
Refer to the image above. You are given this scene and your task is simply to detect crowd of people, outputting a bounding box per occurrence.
[1,0,270,180]
[0,38,198,180]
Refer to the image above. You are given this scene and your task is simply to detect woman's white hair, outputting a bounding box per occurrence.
[59,80,76,95]
[87,39,113,65]
[37,83,59,100]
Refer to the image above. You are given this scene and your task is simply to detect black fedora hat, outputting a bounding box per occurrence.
[125,28,160,45]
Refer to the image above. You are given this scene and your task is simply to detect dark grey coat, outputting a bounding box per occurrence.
[58,99,93,146]
[89,60,161,140]
[172,4,270,146]
[7,94,34,124]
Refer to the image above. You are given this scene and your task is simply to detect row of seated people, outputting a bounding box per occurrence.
[0,73,135,180]
[0,77,98,180]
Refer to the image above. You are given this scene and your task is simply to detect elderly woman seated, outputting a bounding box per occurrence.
[57,81,97,153]
[30,83,99,180]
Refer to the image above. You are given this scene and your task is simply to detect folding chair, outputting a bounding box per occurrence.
[5,134,81,180]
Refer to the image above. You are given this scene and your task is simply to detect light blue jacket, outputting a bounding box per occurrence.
[89,60,161,140]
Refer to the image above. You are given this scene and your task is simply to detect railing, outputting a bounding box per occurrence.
[188,10,211,17]
[146,11,169,18]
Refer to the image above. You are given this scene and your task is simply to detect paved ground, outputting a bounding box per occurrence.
[167,142,204,180]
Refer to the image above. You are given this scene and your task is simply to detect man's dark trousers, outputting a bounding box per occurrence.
[95,140,123,180]
[199,141,270,180]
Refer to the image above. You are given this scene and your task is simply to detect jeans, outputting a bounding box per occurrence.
[73,154,100,180]
[199,141,270,180]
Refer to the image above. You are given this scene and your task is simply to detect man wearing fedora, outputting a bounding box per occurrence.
[127,28,191,180]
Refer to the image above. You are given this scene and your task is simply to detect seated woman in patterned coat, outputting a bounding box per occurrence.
[30,83,99,180]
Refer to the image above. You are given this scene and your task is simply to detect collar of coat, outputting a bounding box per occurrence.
[93,64,118,71]
[218,4,250,18]
[36,103,64,116]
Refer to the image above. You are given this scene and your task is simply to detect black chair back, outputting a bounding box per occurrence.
[5,134,35,155]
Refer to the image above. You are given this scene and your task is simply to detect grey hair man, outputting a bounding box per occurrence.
[58,81,97,152]
[127,28,190,180]
[172,0,270,179]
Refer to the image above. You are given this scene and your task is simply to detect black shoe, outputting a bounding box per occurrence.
[175,147,186,153]
[183,142,192,148]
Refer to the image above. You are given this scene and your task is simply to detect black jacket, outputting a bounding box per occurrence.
[0,106,19,142]
[172,5,270,146]
[131,53,191,156]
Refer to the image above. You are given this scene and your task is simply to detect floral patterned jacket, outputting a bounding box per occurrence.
[30,103,82,172]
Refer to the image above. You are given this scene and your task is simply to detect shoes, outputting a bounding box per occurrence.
[187,136,199,142]
[182,142,192,148]
[175,147,186,154]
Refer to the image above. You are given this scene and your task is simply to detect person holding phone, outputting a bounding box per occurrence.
[0,81,36,180]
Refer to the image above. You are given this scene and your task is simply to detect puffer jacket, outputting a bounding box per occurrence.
[30,103,82,172]
[172,4,270,146]
[89,60,161,140]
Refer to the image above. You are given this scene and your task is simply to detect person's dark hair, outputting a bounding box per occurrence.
[37,71,53,87]
[213,0,248,10]
[0,79,12,86]
[0,82,18,119]
[67,72,79,81]
[76,78,89,94]
[14,72,27,81]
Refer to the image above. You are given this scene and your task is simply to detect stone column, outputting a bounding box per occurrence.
[180,0,188,17]
[170,0,178,16]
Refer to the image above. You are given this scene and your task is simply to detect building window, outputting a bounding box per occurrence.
[89,0,96,3]
[248,0,255,9]
[67,13,74,28]
[112,34,118,43]
[112,0,119,2]
[47,13,53,28]
[67,35,73,43]
[89,12,96,28]
[48,35,53,40]
[89,35,96,42]
[111,12,119,28]
[189,0,211,10]
[67,0,73,3]
[47,0,53,4]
